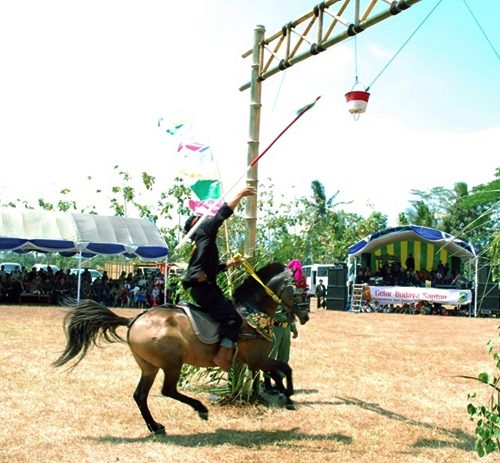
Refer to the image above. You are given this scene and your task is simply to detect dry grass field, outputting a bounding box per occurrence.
[1,303,499,463]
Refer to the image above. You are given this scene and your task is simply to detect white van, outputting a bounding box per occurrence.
[302,264,338,296]
[70,268,103,282]
[32,264,60,273]
[0,262,22,274]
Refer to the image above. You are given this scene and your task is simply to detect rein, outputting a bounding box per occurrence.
[233,253,282,305]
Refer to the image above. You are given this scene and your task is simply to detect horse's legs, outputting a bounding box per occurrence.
[266,361,293,396]
[132,357,165,434]
[268,370,286,392]
[266,365,297,410]
[241,342,295,399]
[160,364,209,421]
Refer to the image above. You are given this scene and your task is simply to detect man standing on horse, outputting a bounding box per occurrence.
[182,186,257,371]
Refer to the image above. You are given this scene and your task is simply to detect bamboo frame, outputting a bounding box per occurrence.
[241,0,423,256]
[240,0,423,91]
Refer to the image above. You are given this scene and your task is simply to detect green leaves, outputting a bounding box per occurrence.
[478,372,490,384]
[465,334,500,457]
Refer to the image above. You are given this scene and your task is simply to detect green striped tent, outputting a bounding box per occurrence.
[372,239,453,271]
[348,225,477,272]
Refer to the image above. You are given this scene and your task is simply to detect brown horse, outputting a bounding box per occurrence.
[53,262,309,434]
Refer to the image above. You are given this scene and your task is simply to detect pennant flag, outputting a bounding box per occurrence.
[190,179,222,200]
[166,122,185,135]
[188,198,224,216]
[157,118,186,136]
[176,140,223,216]
[177,142,209,153]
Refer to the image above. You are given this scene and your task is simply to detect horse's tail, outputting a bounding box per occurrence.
[53,299,131,369]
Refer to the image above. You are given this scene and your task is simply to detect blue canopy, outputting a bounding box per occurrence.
[347,225,477,259]
[0,208,168,260]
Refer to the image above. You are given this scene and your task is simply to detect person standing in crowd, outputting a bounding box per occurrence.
[405,253,415,272]
[182,186,257,371]
[315,278,327,309]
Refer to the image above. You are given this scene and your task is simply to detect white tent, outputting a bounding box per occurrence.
[0,208,169,302]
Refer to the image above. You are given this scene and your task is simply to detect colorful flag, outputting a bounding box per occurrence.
[177,140,223,216]
[188,198,224,216]
[177,141,209,153]
[157,118,186,135]
[159,118,224,216]
[166,122,185,135]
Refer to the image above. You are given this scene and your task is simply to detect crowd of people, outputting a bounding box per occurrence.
[357,300,470,317]
[351,255,471,316]
[355,255,469,289]
[0,264,180,308]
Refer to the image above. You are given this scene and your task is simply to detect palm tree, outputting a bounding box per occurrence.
[399,200,437,227]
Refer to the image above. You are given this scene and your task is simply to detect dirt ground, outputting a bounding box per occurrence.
[0,303,498,463]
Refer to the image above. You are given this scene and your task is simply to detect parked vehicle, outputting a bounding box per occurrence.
[70,268,103,282]
[0,262,22,274]
[32,263,60,273]
[302,264,338,296]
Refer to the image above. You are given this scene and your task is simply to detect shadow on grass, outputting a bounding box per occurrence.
[294,388,319,394]
[89,427,352,448]
[336,396,476,451]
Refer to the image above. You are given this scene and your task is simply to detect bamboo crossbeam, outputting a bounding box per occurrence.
[240,0,422,92]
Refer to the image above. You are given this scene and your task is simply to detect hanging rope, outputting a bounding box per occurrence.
[461,0,500,62]
[353,35,359,87]
[365,0,443,91]
[272,70,287,111]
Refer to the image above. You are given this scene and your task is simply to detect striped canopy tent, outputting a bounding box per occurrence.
[347,225,479,314]
[347,225,477,272]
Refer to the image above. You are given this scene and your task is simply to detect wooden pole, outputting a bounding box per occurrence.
[244,25,265,258]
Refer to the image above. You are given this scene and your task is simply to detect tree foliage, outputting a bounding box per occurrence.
[398,168,500,279]
[465,325,500,457]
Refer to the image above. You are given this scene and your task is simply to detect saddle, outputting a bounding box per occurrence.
[174,301,274,344]
[176,302,219,344]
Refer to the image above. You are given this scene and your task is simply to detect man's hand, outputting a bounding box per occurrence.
[227,186,257,210]
[292,330,299,339]
[226,258,241,268]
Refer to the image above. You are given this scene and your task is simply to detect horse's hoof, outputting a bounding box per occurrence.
[263,387,280,396]
[154,425,166,435]
[198,411,209,421]
[285,401,297,411]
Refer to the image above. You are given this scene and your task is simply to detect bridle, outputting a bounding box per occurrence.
[233,254,308,322]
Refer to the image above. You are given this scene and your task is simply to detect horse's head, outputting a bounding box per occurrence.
[233,262,310,325]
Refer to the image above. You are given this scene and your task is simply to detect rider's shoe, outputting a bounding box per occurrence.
[213,346,233,371]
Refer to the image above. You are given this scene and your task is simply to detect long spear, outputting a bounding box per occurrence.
[175,96,321,250]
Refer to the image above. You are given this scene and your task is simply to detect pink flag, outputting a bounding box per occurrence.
[188,198,224,217]
[177,142,210,153]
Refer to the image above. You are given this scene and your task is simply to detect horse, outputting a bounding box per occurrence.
[53,262,310,435]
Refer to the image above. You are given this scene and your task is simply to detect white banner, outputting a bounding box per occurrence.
[369,286,472,305]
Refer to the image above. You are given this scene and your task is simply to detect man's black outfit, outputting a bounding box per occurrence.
[182,203,242,344]
[315,282,327,309]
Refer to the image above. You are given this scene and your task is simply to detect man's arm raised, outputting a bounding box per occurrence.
[226,186,257,211]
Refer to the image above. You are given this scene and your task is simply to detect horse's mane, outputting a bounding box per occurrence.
[233,262,287,301]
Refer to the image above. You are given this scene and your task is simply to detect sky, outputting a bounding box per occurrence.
[0,0,499,227]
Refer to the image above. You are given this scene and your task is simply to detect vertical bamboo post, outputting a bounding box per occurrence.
[244,25,265,258]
